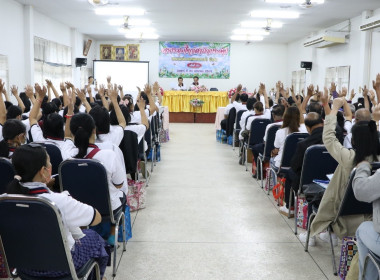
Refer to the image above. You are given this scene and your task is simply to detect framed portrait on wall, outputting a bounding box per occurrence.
[112,46,126,61]
[100,44,112,60]
[127,44,140,61]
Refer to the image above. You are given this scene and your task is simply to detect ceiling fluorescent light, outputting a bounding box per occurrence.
[109,18,151,26]
[119,27,156,33]
[241,21,283,28]
[265,0,324,3]
[230,35,263,41]
[125,33,159,39]
[233,29,270,36]
[250,10,299,19]
[95,7,145,16]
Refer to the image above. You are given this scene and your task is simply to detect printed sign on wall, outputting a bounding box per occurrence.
[159,42,230,79]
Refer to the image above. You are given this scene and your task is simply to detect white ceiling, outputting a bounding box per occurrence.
[14,0,380,43]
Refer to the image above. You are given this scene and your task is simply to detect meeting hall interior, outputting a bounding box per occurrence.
[1,0,380,279]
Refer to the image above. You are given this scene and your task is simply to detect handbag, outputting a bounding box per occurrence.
[296,197,308,229]
[302,183,326,203]
[339,237,358,279]
[272,177,286,206]
[264,168,275,191]
[127,179,147,211]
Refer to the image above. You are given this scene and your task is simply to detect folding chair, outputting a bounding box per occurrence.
[0,195,101,280]
[293,145,338,235]
[305,163,380,276]
[362,250,380,279]
[210,88,218,91]
[0,158,15,194]
[256,125,281,190]
[40,142,63,176]
[225,107,236,139]
[233,110,246,151]
[149,117,157,172]
[119,130,139,180]
[59,159,126,277]
[266,133,308,216]
[244,118,272,171]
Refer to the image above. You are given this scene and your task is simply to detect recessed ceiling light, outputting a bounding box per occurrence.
[95,7,145,16]
[250,10,299,19]
[233,29,270,36]
[241,21,283,28]
[265,0,324,3]
[230,35,264,41]
[109,18,151,26]
[125,33,159,39]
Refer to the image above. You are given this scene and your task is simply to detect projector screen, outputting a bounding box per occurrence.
[93,60,149,99]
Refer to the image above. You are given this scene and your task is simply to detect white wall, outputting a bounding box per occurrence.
[95,41,288,92]
[0,0,25,89]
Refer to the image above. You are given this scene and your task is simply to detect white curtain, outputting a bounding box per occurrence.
[291,69,306,95]
[0,55,9,92]
[34,37,72,87]
[324,66,350,91]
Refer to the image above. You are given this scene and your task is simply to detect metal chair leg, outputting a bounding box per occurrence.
[112,212,125,277]
[328,226,338,276]
[305,212,316,252]
[233,130,235,151]
[288,187,293,219]
[257,156,263,188]
[294,192,298,235]
[245,147,248,171]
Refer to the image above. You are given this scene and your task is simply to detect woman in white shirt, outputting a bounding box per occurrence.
[6,144,108,279]
[69,113,126,246]
[0,119,26,158]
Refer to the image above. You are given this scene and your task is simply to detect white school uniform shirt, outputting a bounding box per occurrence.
[96,125,124,146]
[344,119,353,134]
[79,104,86,113]
[85,146,125,211]
[234,102,247,113]
[0,124,3,141]
[239,109,272,140]
[125,124,146,143]
[22,119,31,137]
[273,124,308,168]
[224,103,234,116]
[30,124,74,160]
[239,110,254,131]
[171,83,187,91]
[18,182,95,250]
[130,109,150,124]
[343,133,353,149]
[263,121,283,142]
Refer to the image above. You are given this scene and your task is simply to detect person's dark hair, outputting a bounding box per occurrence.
[178,77,183,80]
[89,106,110,134]
[19,92,31,113]
[304,112,323,129]
[0,119,26,158]
[253,101,264,113]
[6,105,22,120]
[88,76,93,81]
[140,92,149,104]
[75,96,81,107]
[4,101,13,110]
[268,97,274,108]
[272,105,285,118]
[63,105,79,123]
[193,76,199,80]
[282,106,300,133]
[307,102,323,115]
[43,113,64,139]
[336,111,347,134]
[7,144,48,195]
[41,102,59,117]
[352,120,380,164]
[110,105,131,126]
[240,93,248,103]
[246,98,256,111]
[296,95,304,104]
[235,94,241,103]
[59,96,64,104]
[70,113,96,159]
[51,98,62,110]
[287,96,295,105]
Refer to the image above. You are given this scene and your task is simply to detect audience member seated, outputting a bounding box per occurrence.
[310,95,378,246]
[6,144,109,279]
[0,119,26,158]
[344,108,371,149]
[68,112,126,246]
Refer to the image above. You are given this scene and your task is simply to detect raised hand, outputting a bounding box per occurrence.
[350,89,356,100]
[321,87,329,104]
[363,85,369,97]
[307,84,314,97]
[340,87,348,98]
[60,82,66,91]
[259,83,266,94]
[290,85,294,94]
[153,82,159,94]
[45,79,53,88]
[0,79,4,93]
[99,85,105,97]
[236,84,243,93]
[106,76,111,83]
[118,85,123,92]
[144,84,152,95]
[373,73,380,92]
[330,82,337,93]
[25,85,34,99]
[34,83,47,100]
[10,85,18,96]
[332,97,345,111]
[109,85,118,100]
[137,96,146,110]
[315,85,319,95]
[75,88,85,101]
[369,90,376,102]
[65,81,74,89]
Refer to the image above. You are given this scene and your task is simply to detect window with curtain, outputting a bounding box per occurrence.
[325,66,350,91]
[34,37,72,88]
[0,55,9,92]
[291,69,306,95]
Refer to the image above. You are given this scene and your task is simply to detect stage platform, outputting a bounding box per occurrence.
[169,112,216,123]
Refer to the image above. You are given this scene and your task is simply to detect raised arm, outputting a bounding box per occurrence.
[11,85,25,113]
[363,86,370,110]
[301,85,314,114]
[0,80,6,125]
[29,84,47,126]
[46,79,60,99]
[86,85,95,104]
[25,84,36,106]
[64,90,75,139]
[321,87,331,116]
[145,84,158,115]
[260,83,269,109]
[342,97,352,122]
[76,88,91,113]
[46,81,52,102]
[118,85,124,100]
[109,85,126,128]
[153,82,162,105]
[60,82,68,107]
[231,84,242,103]
[2,87,10,102]
[98,85,109,111]
[137,97,149,129]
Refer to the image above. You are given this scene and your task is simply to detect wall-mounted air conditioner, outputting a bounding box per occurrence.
[360,14,380,31]
[303,32,347,48]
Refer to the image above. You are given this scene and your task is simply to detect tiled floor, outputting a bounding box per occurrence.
[106,123,341,280]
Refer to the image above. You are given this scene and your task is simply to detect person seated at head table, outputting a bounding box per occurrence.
[171,77,187,91]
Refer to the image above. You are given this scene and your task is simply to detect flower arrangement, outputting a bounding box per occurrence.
[159,87,164,96]
[190,98,205,107]
[228,87,256,98]
[190,85,208,93]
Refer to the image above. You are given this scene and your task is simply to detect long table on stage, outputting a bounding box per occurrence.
[162,91,229,123]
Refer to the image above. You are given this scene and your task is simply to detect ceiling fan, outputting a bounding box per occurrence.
[263,18,273,32]
[88,0,119,6]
